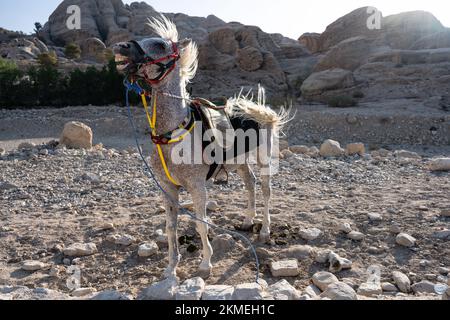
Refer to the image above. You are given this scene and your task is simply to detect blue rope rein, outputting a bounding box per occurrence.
[124,84,261,284]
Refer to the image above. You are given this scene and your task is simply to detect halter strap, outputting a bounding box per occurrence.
[141,41,180,86]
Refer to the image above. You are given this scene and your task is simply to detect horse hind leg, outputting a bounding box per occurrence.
[258,127,274,243]
[237,164,257,231]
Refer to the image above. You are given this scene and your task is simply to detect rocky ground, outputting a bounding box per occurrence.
[0,126,449,300]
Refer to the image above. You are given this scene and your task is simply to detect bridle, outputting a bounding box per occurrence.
[130,40,180,86]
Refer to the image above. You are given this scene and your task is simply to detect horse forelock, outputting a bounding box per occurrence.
[147,15,198,87]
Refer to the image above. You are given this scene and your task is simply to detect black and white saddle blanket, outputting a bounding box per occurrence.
[189,99,261,181]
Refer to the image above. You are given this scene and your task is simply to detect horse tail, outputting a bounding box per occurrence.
[226,85,293,134]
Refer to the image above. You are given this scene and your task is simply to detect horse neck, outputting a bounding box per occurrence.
[151,70,188,135]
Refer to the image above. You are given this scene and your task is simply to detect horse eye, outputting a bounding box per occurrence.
[156,42,166,51]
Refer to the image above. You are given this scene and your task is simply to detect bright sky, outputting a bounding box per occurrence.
[1,0,449,39]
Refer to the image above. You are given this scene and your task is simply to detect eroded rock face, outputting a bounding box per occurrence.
[298,33,321,53]
[318,7,383,52]
[35,0,312,99]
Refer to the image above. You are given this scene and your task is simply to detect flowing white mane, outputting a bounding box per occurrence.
[147,15,198,85]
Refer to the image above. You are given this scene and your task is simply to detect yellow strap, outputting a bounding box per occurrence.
[141,94,180,186]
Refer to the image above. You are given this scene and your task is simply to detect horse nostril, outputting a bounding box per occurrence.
[120,43,131,49]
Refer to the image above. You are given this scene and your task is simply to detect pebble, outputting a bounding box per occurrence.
[347,231,365,241]
[411,281,437,294]
[49,266,60,277]
[328,252,352,273]
[138,277,178,300]
[268,280,301,300]
[63,243,97,257]
[90,290,131,300]
[428,158,450,172]
[175,277,205,301]
[438,267,449,275]
[381,282,398,292]
[72,287,97,297]
[368,213,383,222]
[299,228,322,241]
[138,242,159,258]
[22,260,47,271]
[270,259,299,277]
[207,201,220,212]
[107,234,136,246]
[314,249,332,264]
[99,222,115,231]
[320,282,357,300]
[433,229,450,240]
[392,271,411,293]
[211,234,235,252]
[202,285,234,300]
[283,245,314,260]
[312,271,339,291]
[338,223,352,234]
[154,229,168,244]
[357,282,382,297]
[232,283,264,300]
[396,233,416,247]
[303,284,321,298]
[389,224,401,234]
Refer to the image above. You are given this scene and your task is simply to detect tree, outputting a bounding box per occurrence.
[0,58,22,107]
[65,42,82,60]
[38,51,58,67]
[34,22,43,34]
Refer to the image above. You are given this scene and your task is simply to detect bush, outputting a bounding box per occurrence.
[327,95,358,108]
[38,51,58,67]
[65,43,81,60]
[0,58,23,107]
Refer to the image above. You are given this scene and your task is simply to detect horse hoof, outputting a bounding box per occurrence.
[163,268,177,279]
[238,220,254,231]
[197,262,212,279]
[259,232,271,244]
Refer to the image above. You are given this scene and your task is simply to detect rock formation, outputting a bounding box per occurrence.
[1,2,449,105]
[299,7,450,105]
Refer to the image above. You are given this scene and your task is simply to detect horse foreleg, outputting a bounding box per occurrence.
[162,184,181,279]
[187,182,213,278]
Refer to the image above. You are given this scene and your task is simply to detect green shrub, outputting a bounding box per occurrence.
[327,95,358,108]
[65,43,81,60]
[0,58,23,107]
[38,51,58,67]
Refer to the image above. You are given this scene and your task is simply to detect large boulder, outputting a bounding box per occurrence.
[314,36,375,71]
[237,46,264,71]
[208,28,238,55]
[60,121,93,150]
[382,11,445,49]
[301,68,355,98]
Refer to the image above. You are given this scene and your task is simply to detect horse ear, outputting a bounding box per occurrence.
[178,38,192,49]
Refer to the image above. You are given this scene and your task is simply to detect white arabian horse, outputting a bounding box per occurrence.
[114,15,290,279]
